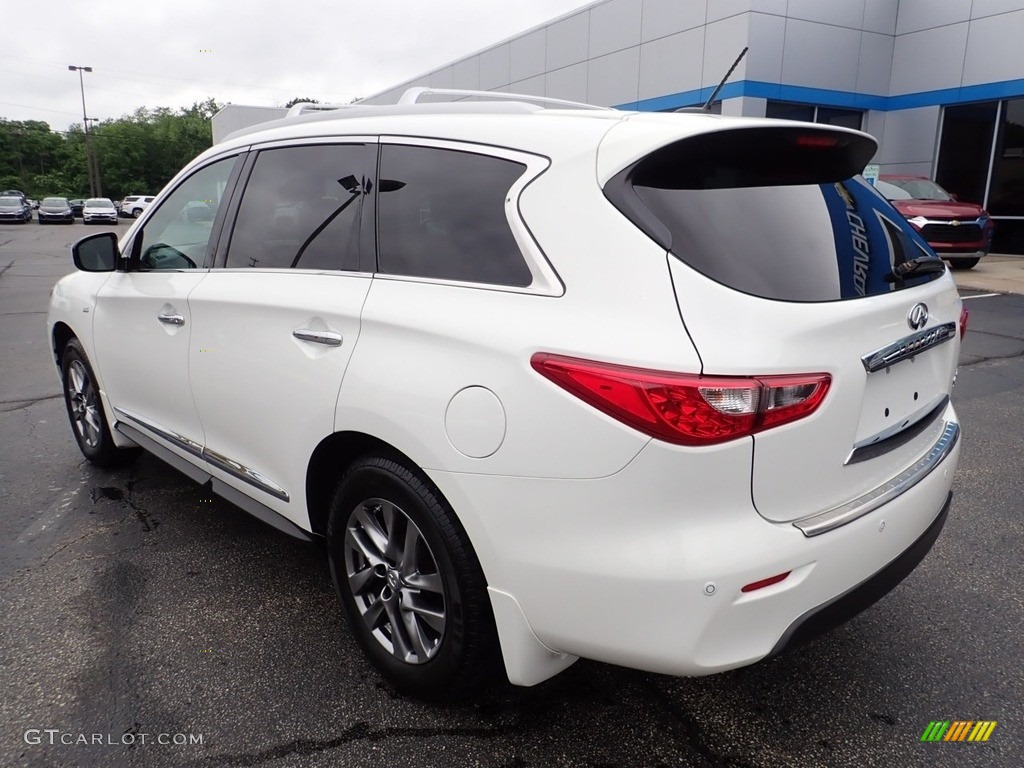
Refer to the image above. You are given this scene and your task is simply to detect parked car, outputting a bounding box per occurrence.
[0,195,32,223]
[119,194,156,218]
[69,199,85,218]
[48,90,964,702]
[876,175,993,270]
[37,197,75,224]
[82,197,119,225]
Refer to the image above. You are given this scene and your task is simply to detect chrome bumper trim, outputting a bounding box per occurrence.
[793,421,959,537]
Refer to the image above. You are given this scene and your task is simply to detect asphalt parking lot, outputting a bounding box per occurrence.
[1,224,1022,768]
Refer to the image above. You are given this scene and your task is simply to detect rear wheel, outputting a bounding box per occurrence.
[132,208,142,218]
[61,338,139,467]
[326,456,499,701]
[949,257,980,270]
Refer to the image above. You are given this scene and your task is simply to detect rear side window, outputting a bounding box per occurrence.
[377,145,531,287]
[225,143,375,271]
[605,127,942,301]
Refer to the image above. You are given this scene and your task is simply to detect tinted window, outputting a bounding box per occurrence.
[605,130,941,302]
[225,144,375,271]
[377,145,531,286]
[136,156,238,270]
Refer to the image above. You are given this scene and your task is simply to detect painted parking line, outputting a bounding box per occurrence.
[961,293,1001,300]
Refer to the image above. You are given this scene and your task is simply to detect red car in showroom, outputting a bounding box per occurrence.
[877,175,993,270]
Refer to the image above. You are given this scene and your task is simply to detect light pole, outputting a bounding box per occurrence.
[68,65,102,197]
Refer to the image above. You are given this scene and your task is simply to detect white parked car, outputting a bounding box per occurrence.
[47,89,965,701]
[119,194,156,218]
[81,197,119,225]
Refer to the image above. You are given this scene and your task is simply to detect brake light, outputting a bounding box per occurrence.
[531,354,831,446]
[959,306,969,340]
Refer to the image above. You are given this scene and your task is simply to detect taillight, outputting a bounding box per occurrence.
[959,306,969,340]
[531,353,831,446]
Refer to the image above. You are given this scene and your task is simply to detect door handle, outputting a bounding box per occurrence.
[292,329,343,347]
[157,313,185,326]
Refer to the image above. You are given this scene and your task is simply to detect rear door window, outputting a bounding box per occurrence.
[376,144,532,287]
[224,143,376,271]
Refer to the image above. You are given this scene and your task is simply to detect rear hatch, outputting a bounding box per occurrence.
[603,122,963,523]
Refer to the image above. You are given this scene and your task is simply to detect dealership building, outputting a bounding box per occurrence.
[359,0,1024,252]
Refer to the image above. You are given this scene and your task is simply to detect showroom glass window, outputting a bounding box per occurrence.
[135,156,238,270]
[376,145,532,287]
[766,101,863,130]
[988,97,1024,217]
[936,101,998,206]
[224,144,376,271]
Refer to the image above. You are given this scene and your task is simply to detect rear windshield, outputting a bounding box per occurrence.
[605,128,943,302]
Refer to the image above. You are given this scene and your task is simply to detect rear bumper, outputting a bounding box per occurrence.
[770,490,951,658]
[430,408,960,684]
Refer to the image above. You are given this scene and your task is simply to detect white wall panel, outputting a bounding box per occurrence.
[506,75,546,98]
[863,0,898,34]
[428,67,454,90]
[780,19,862,92]
[590,0,643,58]
[896,0,971,35]
[547,12,591,71]
[971,0,1024,18]
[641,0,706,42]
[890,24,968,94]
[451,58,480,91]
[588,48,642,106]
[786,0,865,29]
[510,28,547,82]
[963,11,1024,86]
[707,0,753,23]
[721,95,767,117]
[857,32,895,95]
[875,106,941,165]
[745,12,786,84]
[546,62,589,104]
[638,27,705,101]
[702,14,750,87]
[479,45,511,91]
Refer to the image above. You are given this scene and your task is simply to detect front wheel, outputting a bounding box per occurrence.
[949,257,980,270]
[132,208,143,218]
[327,456,499,701]
[61,338,139,467]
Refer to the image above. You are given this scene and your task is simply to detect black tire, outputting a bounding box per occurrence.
[326,455,499,701]
[61,338,140,467]
[949,257,980,270]
[132,208,142,218]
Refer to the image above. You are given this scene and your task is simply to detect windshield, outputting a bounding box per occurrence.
[879,178,952,201]
[86,199,115,209]
[42,197,68,206]
[0,196,20,206]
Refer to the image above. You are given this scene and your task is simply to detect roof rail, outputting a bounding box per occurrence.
[397,87,613,112]
[284,102,359,118]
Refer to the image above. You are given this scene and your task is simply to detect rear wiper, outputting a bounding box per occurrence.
[884,256,946,283]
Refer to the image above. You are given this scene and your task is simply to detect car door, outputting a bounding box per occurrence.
[187,140,377,529]
[92,154,242,463]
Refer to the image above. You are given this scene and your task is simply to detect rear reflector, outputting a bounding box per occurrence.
[741,571,792,593]
[959,306,969,340]
[531,353,831,446]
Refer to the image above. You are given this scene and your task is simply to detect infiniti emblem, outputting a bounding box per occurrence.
[908,303,929,330]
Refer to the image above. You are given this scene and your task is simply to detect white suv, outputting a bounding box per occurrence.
[47,89,964,701]
[119,194,155,218]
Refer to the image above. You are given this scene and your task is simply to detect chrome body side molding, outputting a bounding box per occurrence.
[114,408,290,502]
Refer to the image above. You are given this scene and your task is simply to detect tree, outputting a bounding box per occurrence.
[284,97,320,108]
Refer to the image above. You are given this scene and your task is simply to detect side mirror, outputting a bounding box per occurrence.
[72,232,120,272]
[949,192,959,201]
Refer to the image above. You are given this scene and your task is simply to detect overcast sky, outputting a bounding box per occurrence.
[2,0,595,131]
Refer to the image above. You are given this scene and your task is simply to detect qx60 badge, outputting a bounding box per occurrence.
[908,302,929,331]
